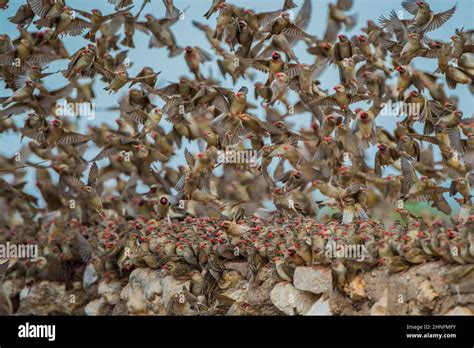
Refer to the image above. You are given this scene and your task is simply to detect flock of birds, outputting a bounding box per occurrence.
[0,0,473,315]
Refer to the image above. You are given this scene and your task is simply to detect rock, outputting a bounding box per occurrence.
[387,279,408,315]
[445,306,474,315]
[98,280,123,305]
[270,282,316,315]
[221,279,249,303]
[293,266,332,294]
[141,270,163,301]
[121,282,148,315]
[85,297,108,316]
[246,277,277,305]
[160,275,190,309]
[225,262,248,278]
[344,275,365,300]
[408,300,422,315]
[83,263,99,289]
[416,280,438,310]
[256,264,275,283]
[305,297,331,315]
[16,281,79,315]
[370,288,388,316]
[219,270,242,290]
[363,268,389,302]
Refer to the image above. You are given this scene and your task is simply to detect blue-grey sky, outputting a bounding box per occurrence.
[0,0,473,209]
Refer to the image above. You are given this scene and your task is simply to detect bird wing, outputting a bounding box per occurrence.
[283,23,314,39]
[93,62,116,82]
[425,5,457,33]
[57,129,90,145]
[401,0,419,15]
[87,162,99,187]
[400,157,417,194]
[75,232,93,263]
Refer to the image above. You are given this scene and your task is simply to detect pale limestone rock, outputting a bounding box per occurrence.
[98,280,123,305]
[416,280,438,309]
[345,275,366,300]
[305,297,331,315]
[121,282,148,315]
[160,275,190,308]
[370,288,388,315]
[142,270,163,301]
[83,263,98,289]
[221,279,249,303]
[219,270,242,290]
[293,266,332,294]
[84,297,108,316]
[445,306,474,315]
[270,282,316,315]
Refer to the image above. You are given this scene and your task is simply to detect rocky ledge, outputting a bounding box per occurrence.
[4,260,473,316]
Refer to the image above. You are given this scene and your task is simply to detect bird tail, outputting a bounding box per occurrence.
[169,45,183,58]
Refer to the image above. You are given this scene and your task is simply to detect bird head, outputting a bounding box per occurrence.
[159,196,169,205]
[273,120,284,128]
[321,42,331,50]
[275,72,287,81]
[395,66,406,73]
[450,34,460,42]
[416,1,428,9]
[185,46,193,53]
[271,51,281,60]
[430,40,442,49]
[220,221,231,229]
[292,170,302,178]
[51,119,61,127]
[82,185,93,193]
[357,35,367,42]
